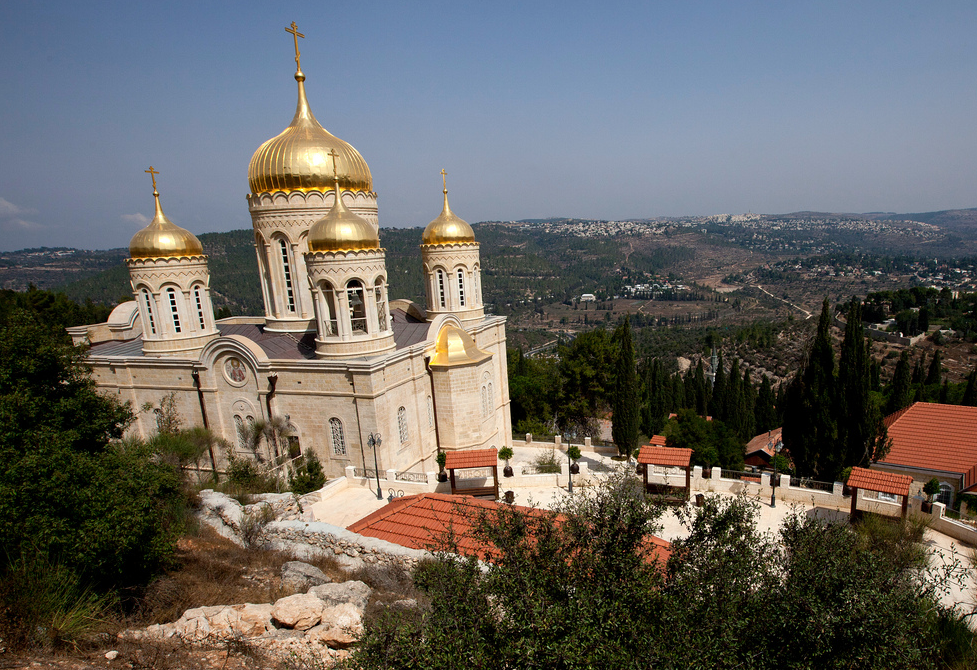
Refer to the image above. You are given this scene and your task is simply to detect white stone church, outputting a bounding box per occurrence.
[70,31,512,477]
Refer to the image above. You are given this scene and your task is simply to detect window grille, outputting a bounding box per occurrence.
[398,406,409,444]
[167,288,181,333]
[330,418,346,456]
[142,289,156,335]
[457,268,466,306]
[279,239,295,312]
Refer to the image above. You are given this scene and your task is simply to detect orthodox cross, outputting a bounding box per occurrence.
[285,22,305,71]
[441,168,447,193]
[328,148,340,179]
[145,166,160,194]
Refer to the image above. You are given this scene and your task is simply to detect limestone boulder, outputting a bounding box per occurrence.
[305,603,364,648]
[281,560,330,592]
[231,603,274,637]
[309,580,372,610]
[272,592,326,630]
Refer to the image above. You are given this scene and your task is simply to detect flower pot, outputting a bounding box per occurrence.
[437,471,448,483]
[503,464,514,477]
[569,462,580,475]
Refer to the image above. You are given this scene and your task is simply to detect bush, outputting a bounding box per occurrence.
[0,552,115,650]
[221,456,277,497]
[497,446,514,462]
[531,451,561,474]
[567,445,582,461]
[290,452,326,495]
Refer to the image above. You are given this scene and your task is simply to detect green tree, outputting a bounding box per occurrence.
[886,350,914,415]
[611,318,639,456]
[557,329,614,437]
[754,375,778,434]
[963,369,977,407]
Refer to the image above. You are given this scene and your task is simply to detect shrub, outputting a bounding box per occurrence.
[290,453,326,495]
[531,451,561,474]
[436,452,447,471]
[567,445,582,461]
[497,446,514,462]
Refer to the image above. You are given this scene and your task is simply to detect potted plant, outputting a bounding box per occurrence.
[922,477,940,513]
[567,445,581,475]
[498,446,514,477]
[436,451,447,482]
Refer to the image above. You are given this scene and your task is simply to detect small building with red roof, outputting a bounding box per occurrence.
[347,492,671,564]
[744,427,783,469]
[874,402,977,507]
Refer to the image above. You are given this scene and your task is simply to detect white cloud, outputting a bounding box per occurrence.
[121,212,150,226]
[0,197,41,230]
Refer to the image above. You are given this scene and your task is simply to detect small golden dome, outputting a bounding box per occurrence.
[429,324,491,367]
[422,181,475,245]
[308,178,379,253]
[248,71,372,194]
[129,189,203,260]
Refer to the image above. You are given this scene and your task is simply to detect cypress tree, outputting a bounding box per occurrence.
[755,375,778,434]
[837,300,884,471]
[740,368,756,441]
[886,351,913,415]
[926,350,943,386]
[693,360,708,415]
[963,369,977,407]
[782,299,838,478]
[612,318,639,457]
[709,353,726,419]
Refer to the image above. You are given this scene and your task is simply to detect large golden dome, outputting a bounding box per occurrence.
[129,190,203,259]
[248,71,372,194]
[308,179,379,253]
[422,185,475,245]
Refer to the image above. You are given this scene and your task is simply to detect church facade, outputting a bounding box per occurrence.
[70,29,512,477]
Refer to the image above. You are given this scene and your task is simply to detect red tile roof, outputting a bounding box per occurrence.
[444,448,498,470]
[637,445,693,467]
[745,427,783,458]
[347,492,671,564]
[880,402,977,475]
[648,435,667,446]
[846,466,912,497]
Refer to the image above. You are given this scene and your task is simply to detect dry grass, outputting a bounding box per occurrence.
[120,526,345,629]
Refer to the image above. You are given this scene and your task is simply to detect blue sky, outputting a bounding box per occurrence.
[1,1,976,250]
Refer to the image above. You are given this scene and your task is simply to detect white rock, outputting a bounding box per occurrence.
[272,592,325,630]
[104,650,119,660]
[305,603,363,648]
[281,560,330,592]
[309,580,372,610]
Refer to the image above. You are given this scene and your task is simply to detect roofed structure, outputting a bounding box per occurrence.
[846,466,913,519]
[637,445,693,501]
[444,448,499,499]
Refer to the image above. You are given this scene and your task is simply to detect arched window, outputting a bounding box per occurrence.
[481,385,489,416]
[234,415,245,449]
[436,269,446,308]
[938,483,953,507]
[473,265,481,304]
[166,287,182,333]
[193,285,206,331]
[347,280,366,332]
[457,268,466,307]
[398,406,409,445]
[320,283,338,335]
[427,396,434,428]
[375,277,387,331]
[279,239,295,313]
[141,289,156,335]
[488,381,494,413]
[330,418,347,456]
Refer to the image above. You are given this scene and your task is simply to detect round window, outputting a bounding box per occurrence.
[223,357,248,385]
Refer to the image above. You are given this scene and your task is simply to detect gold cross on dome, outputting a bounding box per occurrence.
[327,148,340,178]
[145,166,160,193]
[285,22,305,71]
[441,168,447,193]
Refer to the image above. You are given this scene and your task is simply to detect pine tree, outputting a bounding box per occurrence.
[611,318,639,457]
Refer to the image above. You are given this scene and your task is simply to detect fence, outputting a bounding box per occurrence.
[789,477,835,493]
[354,467,380,480]
[395,470,429,483]
[455,467,495,479]
[721,469,762,483]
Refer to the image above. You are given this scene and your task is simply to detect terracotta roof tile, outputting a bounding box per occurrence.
[444,448,498,470]
[347,492,671,564]
[745,427,783,457]
[637,445,693,467]
[879,402,977,475]
[648,435,667,446]
[846,466,912,497]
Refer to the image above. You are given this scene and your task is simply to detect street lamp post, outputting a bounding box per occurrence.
[367,432,383,501]
[770,439,783,508]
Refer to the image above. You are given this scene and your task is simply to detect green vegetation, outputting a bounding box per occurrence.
[611,317,639,456]
[349,474,972,669]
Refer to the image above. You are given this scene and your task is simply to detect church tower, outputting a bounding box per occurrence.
[246,23,378,333]
[126,167,219,357]
[421,171,484,326]
[304,156,395,358]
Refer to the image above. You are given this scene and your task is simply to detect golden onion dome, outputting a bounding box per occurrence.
[129,189,203,260]
[422,181,475,245]
[308,178,380,252]
[248,69,373,194]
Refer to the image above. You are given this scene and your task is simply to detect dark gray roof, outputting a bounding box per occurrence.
[391,308,429,349]
[88,310,431,361]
